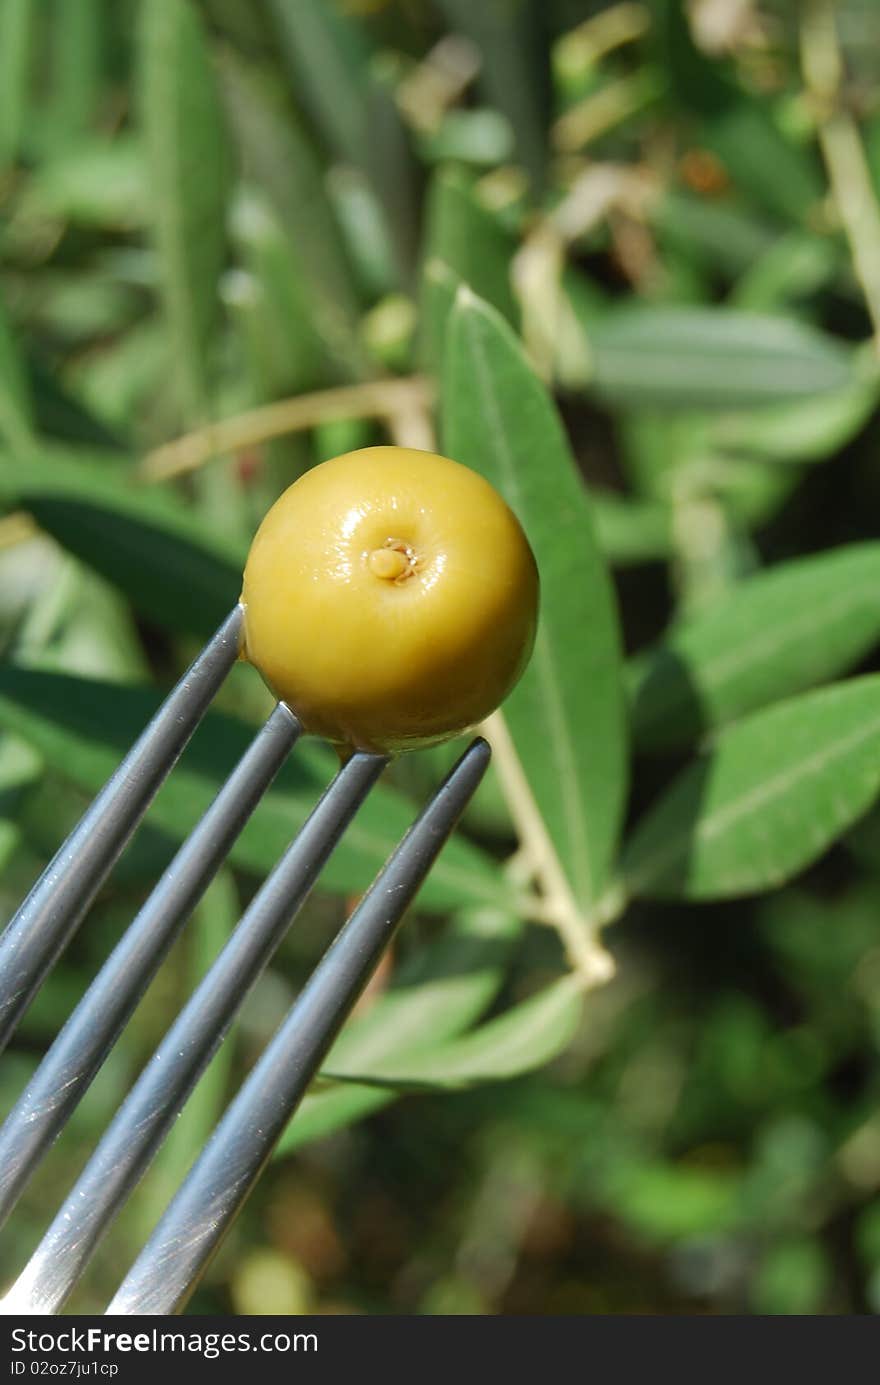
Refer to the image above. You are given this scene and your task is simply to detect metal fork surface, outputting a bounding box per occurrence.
[0,607,490,1315]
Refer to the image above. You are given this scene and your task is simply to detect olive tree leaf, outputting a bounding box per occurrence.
[420,169,518,367]
[623,676,880,900]
[443,288,628,913]
[631,544,880,751]
[275,907,523,1156]
[138,0,232,422]
[0,449,243,637]
[0,667,510,914]
[712,367,880,464]
[324,975,583,1091]
[432,0,549,189]
[267,0,416,279]
[217,50,366,381]
[590,306,855,411]
[0,0,33,170]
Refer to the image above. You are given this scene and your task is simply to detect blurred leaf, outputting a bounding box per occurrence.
[0,0,33,169]
[267,0,416,278]
[275,906,522,1155]
[651,0,821,223]
[631,544,880,751]
[217,50,366,380]
[434,0,549,189]
[712,365,880,464]
[731,231,841,311]
[138,0,232,422]
[623,676,880,900]
[25,135,147,229]
[750,1237,830,1315]
[227,196,328,399]
[600,1160,740,1242]
[443,288,627,913]
[616,409,710,499]
[0,294,34,451]
[592,491,672,567]
[704,100,823,228]
[40,0,102,153]
[421,169,517,366]
[27,358,123,450]
[655,190,778,281]
[590,306,855,410]
[0,449,243,637]
[0,667,511,913]
[326,975,582,1090]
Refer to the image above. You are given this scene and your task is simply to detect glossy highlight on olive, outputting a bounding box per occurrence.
[240,446,539,753]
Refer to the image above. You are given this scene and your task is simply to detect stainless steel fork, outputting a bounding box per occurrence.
[0,605,490,1315]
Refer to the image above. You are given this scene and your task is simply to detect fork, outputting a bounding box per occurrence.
[0,604,490,1316]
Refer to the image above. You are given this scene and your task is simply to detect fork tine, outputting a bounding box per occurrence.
[0,606,244,1056]
[106,736,491,1317]
[3,749,387,1316]
[0,701,300,1229]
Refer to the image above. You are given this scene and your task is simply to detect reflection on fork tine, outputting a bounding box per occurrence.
[0,607,245,1056]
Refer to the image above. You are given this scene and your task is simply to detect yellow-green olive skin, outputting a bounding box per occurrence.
[241,446,538,754]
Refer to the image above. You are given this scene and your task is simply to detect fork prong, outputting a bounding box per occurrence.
[106,737,491,1317]
[0,701,299,1230]
[3,749,387,1316]
[0,606,244,1057]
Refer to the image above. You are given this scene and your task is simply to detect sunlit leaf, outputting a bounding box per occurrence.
[631,544,880,750]
[444,288,627,912]
[623,676,880,899]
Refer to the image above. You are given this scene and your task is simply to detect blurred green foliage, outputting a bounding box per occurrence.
[2,0,880,1316]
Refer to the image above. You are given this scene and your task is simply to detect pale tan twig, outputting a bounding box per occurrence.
[140,377,435,482]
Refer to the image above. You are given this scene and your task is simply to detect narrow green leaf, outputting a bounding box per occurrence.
[591,306,854,411]
[41,0,102,153]
[730,231,840,311]
[326,976,582,1091]
[421,169,518,366]
[138,0,232,422]
[592,491,672,568]
[631,544,880,751]
[25,134,147,229]
[443,288,628,912]
[433,0,549,189]
[267,0,416,278]
[217,50,365,380]
[0,449,243,638]
[0,667,510,914]
[651,0,821,224]
[228,189,335,397]
[0,0,33,169]
[712,366,880,464]
[0,295,34,451]
[623,676,880,900]
[655,190,778,281]
[275,906,522,1156]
